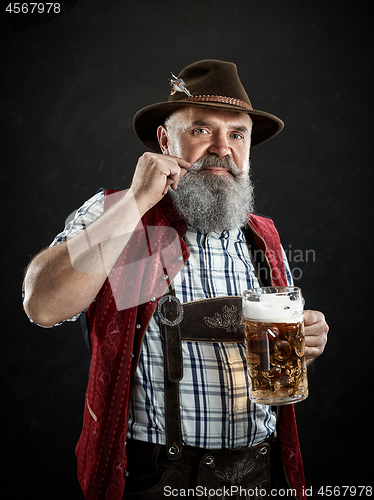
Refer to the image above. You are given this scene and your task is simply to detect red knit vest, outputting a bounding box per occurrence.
[75,190,306,500]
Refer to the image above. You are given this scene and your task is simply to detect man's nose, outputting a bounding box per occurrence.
[207,132,230,157]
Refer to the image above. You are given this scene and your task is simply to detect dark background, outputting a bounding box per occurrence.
[2,0,373,498]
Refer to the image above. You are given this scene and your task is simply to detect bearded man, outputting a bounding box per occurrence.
[23,60,328,500]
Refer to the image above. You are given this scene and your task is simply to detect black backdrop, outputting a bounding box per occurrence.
[2,1,373,498]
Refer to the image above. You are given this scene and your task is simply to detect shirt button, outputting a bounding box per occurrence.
[211,271,216,277]
[228,358,234,365]
[233,405,238,414]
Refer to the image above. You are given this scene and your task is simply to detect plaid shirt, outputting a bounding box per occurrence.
[51,191,293,449]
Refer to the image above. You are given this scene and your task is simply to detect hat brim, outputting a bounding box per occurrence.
[133,100,284,152]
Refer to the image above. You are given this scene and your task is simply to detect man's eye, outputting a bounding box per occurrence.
[231,133,243,140]
[193,128,208,135]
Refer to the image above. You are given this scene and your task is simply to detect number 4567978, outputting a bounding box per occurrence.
[5,3,61,14]
[317,486,372,497]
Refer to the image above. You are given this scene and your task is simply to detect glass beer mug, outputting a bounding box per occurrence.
[243,287,308,405]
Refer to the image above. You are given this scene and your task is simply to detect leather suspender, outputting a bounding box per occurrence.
[158,288,245,460]
[159,288,184,460]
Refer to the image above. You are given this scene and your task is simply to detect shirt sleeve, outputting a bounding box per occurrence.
[24,190,105,327]
[50,190,105,246]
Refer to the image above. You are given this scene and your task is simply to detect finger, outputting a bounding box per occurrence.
[304,311,329,336]
[165,158,191,191]
[306,336,327,355]
[305,323,326,339]
[142,154,191,196]
[171,156,191,171]
[305,326,328,362]
[305,333,325,348]
[304,309,325,327]
[161,166,182,195]
[305,346,322,362]
[166,156,191,180]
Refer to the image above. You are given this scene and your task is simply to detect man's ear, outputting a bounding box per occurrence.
[157,125,169,154]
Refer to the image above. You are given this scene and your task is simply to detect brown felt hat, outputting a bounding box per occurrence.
[133,59,284,152]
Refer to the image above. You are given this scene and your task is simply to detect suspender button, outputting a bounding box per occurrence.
[168,444,179,456]
[203,455,216,468]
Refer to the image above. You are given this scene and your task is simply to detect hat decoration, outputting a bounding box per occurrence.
[168,72,192,97]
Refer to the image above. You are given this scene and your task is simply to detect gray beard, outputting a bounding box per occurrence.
[169,154,254,233]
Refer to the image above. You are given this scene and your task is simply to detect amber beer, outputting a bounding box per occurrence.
[243,287,308,405]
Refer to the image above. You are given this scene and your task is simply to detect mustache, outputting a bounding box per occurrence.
[187,154,242,177]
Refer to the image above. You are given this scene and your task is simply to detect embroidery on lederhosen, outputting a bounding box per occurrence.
[214,459,255,485]
[203,304,243,333]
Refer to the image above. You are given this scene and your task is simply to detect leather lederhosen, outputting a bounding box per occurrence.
[156,290,272,497]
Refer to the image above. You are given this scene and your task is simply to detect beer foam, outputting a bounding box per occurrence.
[243,294,303,323]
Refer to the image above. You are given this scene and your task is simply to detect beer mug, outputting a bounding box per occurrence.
[243,287,308,405]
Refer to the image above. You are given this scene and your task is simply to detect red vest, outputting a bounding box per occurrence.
[76,190,306,499]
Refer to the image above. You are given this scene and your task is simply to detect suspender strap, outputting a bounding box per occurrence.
[159,291,246,460]
[159,294,184,382]
[159,284,183,460]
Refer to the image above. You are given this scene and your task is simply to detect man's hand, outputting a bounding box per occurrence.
[131,152,191,215]
[304,310,329,365]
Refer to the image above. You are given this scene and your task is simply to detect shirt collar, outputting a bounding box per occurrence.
[185,226,246,242]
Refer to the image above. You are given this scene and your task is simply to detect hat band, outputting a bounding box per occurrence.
[179,94,253,111]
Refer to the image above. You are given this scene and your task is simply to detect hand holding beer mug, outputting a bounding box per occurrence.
[243,287,308,405]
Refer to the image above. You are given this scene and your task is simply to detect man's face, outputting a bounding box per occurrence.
[158,106,252,173]
[157,106,255,234]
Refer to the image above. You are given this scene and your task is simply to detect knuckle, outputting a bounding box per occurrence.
[314,310,324,322]
[142,152,157,163]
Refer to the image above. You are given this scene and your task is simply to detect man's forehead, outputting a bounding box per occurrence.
[174,106,252,129]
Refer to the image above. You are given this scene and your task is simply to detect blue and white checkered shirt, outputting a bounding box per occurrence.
[51,191,293,449]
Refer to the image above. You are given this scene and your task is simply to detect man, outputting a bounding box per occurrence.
[23,60,328,500]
